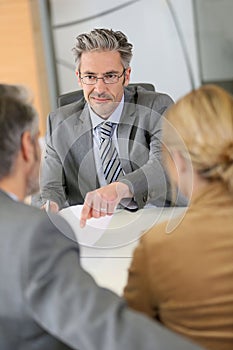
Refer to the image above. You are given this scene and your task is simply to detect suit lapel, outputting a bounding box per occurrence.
[71,87,138,186]
[117,88,137,173]
[73,105,99,190]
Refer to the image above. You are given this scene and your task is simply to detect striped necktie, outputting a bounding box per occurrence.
[99,122,123,183]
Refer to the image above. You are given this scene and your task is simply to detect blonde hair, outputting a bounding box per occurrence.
[163,84,233,194]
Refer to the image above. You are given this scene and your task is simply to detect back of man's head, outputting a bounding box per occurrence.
[0,83,32,103]
[0,95,38,180]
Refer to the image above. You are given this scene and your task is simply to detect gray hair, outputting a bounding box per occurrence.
[0,83,33,103]
[72,28,133,69]
[0,95,38,180]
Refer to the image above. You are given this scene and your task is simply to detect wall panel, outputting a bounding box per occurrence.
[0,0,50,134]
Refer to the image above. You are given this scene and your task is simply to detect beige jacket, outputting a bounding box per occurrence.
[124,182,233,350]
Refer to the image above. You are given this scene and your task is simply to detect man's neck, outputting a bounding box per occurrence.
[89,94,125,127]
[0,176,25,202]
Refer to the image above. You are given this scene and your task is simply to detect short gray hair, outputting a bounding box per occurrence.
[0,83,32,103]
[0,95,38,180]
[72,28,133,69]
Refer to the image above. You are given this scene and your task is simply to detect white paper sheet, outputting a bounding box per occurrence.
[59,205,186,249]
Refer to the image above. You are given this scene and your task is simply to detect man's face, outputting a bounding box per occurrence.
[77,50,131,119]
[26,132,41,196]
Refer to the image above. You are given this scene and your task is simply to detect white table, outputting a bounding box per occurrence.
[60,206,186,295]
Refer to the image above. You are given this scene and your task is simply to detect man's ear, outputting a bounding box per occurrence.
[123,67,131,87]
[75,70,82,88]
[21,131,33,162]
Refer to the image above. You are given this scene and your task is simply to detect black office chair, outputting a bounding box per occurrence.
[57,83,155,107]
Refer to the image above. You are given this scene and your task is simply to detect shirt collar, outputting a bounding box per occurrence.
[0,189,19,201]
[89,94,124,129]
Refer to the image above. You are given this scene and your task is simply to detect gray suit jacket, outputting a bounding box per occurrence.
[36,86,182,209]
[0,190,202,350]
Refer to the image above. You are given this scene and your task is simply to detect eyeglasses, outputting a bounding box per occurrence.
[79,69,125,85]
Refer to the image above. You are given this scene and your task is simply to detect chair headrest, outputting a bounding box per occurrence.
[57,83,155,107]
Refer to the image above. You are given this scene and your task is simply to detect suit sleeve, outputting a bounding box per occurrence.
[39,113,68,209]
[22,214,201,350]
[124,235,158,319]
[119,93,177,208]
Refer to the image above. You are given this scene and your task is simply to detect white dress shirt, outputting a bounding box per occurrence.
[88,95,124,187]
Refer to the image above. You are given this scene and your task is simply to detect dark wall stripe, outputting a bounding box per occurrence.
[53,0,140,29]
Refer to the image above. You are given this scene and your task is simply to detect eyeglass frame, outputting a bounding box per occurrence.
[79,69,126,85]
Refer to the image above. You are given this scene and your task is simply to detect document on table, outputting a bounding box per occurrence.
[59,205,181,249]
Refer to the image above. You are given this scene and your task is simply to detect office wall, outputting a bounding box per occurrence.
[194,0,233,94]
[1,0,232,131]
[0,0,50,134]
[49,0,200,101]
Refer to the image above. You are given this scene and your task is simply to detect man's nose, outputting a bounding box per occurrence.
[93,77,107,93]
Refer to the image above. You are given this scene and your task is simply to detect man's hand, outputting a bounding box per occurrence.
[80,182,132,228]
[41,200,59,213]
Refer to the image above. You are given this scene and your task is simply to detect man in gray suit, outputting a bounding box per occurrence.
[0,92,202,349]
[36,28,183,227]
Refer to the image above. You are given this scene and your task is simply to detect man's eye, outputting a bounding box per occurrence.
[85,75,96,80]
[105,74,117,79]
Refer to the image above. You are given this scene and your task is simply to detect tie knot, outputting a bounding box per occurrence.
[100,122,114,140]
